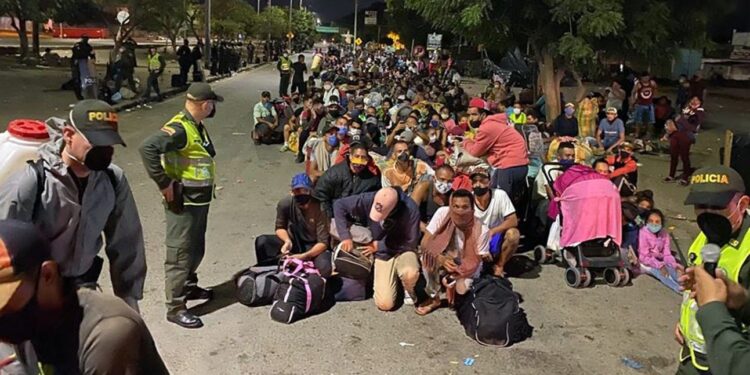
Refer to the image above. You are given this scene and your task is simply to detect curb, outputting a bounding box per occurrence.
[113,62,269,112]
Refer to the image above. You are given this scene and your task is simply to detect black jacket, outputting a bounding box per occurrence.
[313,161,381,217]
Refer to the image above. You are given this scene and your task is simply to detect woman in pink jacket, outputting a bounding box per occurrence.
[638,209,684,293]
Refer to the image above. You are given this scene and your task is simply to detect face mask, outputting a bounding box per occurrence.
[619,151,631,159]
[349,128,361,137]
[429,135,438,143]
[207,104,216,118]
[294,194,312,205]
[324,84,332,91]
[435,180,452,194]
[0,278,39,344]
[470,120,481,129]
[564,107,575,116]
[440,113,449,120]
[646,223,662,234]
[397,151,410,162]
[327,134,339,147]
[513,108,521,115]
[559,159,575,169]
[473,186,489,197]
[338,127,348,136]
[430,120,440,128]
[697,212,733,246]
[84,146,114,171]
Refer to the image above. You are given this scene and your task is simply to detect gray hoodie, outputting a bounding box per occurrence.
[0,117,146,305]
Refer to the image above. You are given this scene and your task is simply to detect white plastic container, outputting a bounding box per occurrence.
[0,119,50,186]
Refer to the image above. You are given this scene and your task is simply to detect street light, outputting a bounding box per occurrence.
[204,0,211,70]
[353,0,358,50]
[257,0,260,14]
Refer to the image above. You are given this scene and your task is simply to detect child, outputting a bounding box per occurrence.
[662,119,692,185]
[638,209,683,293]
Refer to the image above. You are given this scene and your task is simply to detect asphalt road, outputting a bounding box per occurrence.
[8,62,747,374]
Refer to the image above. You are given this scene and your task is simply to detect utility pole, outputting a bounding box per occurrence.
[204,0,211,70]
[353,0,358,51]
[288,0,293,49]
[257,0,260,14]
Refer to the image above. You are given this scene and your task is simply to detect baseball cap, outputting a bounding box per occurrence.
[564,102,575,108]
[186,82,224,102]
[318,119,339,136]
[69,99,126,147]
[605,107,618,114]
[469,167,491,181]
[685,166,746,207]
[369,188,399,222]
[290,173,313,191]
[468,97,489,112]
[399,129,416,143]
[0,220,51,310]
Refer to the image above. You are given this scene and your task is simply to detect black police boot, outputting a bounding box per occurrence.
[185,284,214,301]
[167,310,203,329]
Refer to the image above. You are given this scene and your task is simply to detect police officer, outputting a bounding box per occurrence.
[691,262,750,375]
[0,100,146,310]
[139,82,223,329]
[676,165,750,374]
[142,47,166,102]
[277,51,292,97]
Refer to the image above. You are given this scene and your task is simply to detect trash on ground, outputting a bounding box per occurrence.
[621,357,643,370]
[398,342,415,347]
[232,132,247,136]
[463,358,475,366]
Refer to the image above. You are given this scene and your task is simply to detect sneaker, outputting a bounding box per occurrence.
[663,176,676,183]
[678,178,690,186]
[403,291,415,306]
[279,144,289,152]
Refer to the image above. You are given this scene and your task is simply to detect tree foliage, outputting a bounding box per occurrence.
[210,0,256,39]
[400,0,729,119]
[290,9,317,47]
[252,6,287,40]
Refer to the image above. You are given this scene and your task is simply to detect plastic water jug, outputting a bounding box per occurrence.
[0,119,50,186]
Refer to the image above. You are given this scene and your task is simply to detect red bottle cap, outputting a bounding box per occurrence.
[7,119,49,140]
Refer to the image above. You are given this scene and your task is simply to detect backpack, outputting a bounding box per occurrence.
[27,160,117,220]
[270,258,326,324]
[235,265,282,306]
[456,275,533,347]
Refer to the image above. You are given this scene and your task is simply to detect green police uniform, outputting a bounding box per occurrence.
[677,166,750,374]
[139,83,222,317]
[696,300,750,375]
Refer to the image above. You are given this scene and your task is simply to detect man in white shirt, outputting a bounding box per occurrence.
[471,169,520,276]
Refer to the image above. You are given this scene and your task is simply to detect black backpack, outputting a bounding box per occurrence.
[235,265,282,306]
[456,275,533,347]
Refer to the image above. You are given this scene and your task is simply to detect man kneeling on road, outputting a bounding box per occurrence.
[0,220,169,374]
[470,169,521,277]
[333,187,420,311]
[417,189,488,315]
[254,173,332,276]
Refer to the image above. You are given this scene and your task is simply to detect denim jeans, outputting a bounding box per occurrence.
[644,265,681,293]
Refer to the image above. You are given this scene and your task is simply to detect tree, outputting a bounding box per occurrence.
[398,0,728,120]
[210,0,256,39]
[0,0,38,60]
[252,6,286,40]
[142,0,190,52]
[290,9,317,49]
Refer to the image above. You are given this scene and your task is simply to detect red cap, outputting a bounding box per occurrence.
[7,119,49,140]
[468,97,489,112]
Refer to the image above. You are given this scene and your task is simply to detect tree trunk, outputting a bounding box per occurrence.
[170,35,178,53]
[538,48,560,121]
[32,21,40,57]
[17,18,29,60]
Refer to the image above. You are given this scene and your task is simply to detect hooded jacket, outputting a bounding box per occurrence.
[462,113,529,169]
[313,160,381,218]
[0,118,146,305]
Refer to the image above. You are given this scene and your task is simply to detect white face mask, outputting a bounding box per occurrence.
[513,108,521,115]
[429,135,438,143]
[324,84,332,91]
[349,128,361,137]
[434,180,452,194]
[440,113,449,120]
[414,136,424,146]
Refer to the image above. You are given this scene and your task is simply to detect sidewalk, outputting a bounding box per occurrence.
[0,55,266,128]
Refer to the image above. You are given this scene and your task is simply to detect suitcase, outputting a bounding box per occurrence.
[332,276,367,302]
[192,69,204,82]
[171,74,185,88]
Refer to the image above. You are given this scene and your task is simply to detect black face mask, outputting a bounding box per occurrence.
[619,151,631,159]
[397,152,410,162]
[208,106,216,118]
[470,120,482,129]
[473,186,489,197]
[85,146,114,171]
[294,194,312,205]
[697,212,733,247]
[0,281,39,344]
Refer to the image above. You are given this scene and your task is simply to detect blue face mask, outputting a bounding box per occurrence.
[646,223,662,234]
[564,107,575,116]
[559,159,575,168]
[327,134,339,147]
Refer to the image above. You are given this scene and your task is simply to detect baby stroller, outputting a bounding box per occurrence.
[535,166,628,288]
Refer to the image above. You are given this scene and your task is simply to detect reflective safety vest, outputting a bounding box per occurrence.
[148,53,162,71]
[279,57,291,72]
[679,220,750,371]
[161,112,216,206]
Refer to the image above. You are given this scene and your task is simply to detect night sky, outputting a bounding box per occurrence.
[259,0,385,22]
